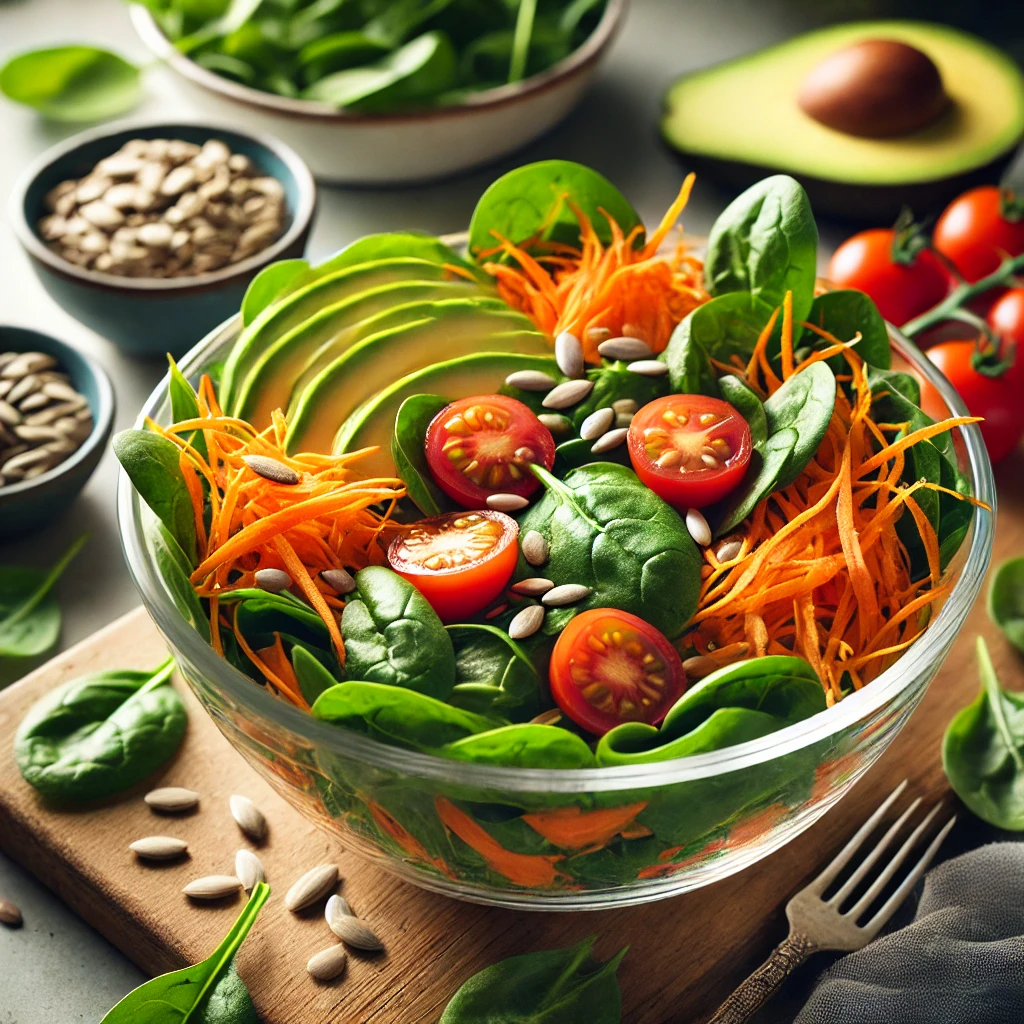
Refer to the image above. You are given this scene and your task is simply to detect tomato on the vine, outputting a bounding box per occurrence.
[388,510,518,621]
[425,395,555,509]
[988,288,1024,346]
[549,609,687,736]
[627,395,752,508]
[827,228,949,326]
[933,186,1024,284]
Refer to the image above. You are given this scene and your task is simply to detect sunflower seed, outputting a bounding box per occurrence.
[235,849,265,892]
[615,412,634,429]
[325,895,383,951]
[522,531,549,566]
[320,568,356,594]
[505,370,557,391]
[627,360,669,378]
[716,539,743,562]
[590,427,628,453]
[0,899,23,928]
[598,337,653,361]
[6,375,39,405]
[241,454,299,485]
[685,508,712,547]
[0,401,21,427]
[554,331,585,378]
[230,794,267,842]
[612,398,638,415]
[586,326,612,345]
[307,943,348,981]
[510,577,554,597]
[254,568,292,594]
[509,604,545,639]
[542,584,591,607]
[330,895,355,916]
[130,836,188,861]
[145,786,199,812]
[682,655,720,679]
[579,407,615,440]
[530,708,563,726]
[542,379,593,410]
[486,492,529,512]
[285,863,339,912]
[538,413,572,435]
[183,876,242,900]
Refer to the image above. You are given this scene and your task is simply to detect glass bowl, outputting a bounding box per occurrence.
[117,302,995,910]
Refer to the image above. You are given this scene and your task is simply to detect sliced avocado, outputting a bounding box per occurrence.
[233,280,489,426]
[328,351,561,477]
[286,311,549,456]
[662,21,1024,220]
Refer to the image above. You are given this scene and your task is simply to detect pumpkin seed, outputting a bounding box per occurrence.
[508,604,545,639]
[284,863,339,912]
[627,360,669,378]
[325,895,383,951]
[254,568,292,594]
[542,379,593,410]
[522,530,549,566]
[235,849,265,892]
[183,875,242,900]
[0,899,23,928]
[486,492,529,512]
[229,794,268,842]
[130,836,188,861]
[541,584,591,607]
[145,786,199,812]
[307,943,348,981]
[241,455,299,485]
[590,427,629,453]
[504,369,557,392]
[685,508,712,547]
[320,568,356,594]
[554,331,585,378]
[510,577,554,597]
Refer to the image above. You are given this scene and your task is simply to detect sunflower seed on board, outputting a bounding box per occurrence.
[284,863,339,912]
[254,568,292,594]
[145,786,199,812]
[330,895,355,917]
[321,568,356,594]
[685,508,712,547]
[230,794,268,842]
[598,337,653,361]
[0,899,23,928]
[579,407,615,441]
[522,531,549,566]
[325,895,383,951]
[509,604,545,640]
[486,492,529,512]
[542,379,593,410]
[716,539,743,563]
[130,836,188,861]
[538,413,572,435]
[627,360,669,378]
[241,454,299,485]
[554,331,585,378]
[505,369,557,392]
[510,578,554,597]
[235,849,265,892]
[183,876,242,900]
[682,655,719,679]
[307,943,348,981]
[590,427,629,454]
[542,584,591,607]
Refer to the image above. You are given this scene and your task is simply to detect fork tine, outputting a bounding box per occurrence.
[827,797,921,908]
[860,815,956,939]
[808,779,908,894]
[846,803,942,922]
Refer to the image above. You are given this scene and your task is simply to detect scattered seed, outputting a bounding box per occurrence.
[590,427,628,453]
[183,876,242,900]
[542,584,591,607]
[254,568,292,594]
[486,492,529,512]
[542,378,593,410]
[320,567,356,594]
[130,836,188,861]
[505,369,557,391]
[325,895,383,951]
[627,360,669,378]
[612,398,638,415]
[615,412,634,429]
[242,454,299,485]
[554,331,585,378]
[522,531,549,566]
[0,899,23,928]
[229,794,268,842]
[307,943,348,981]
[716,539,743,562]
[285,863,339,912]
[530,708,563,726]
[331,895,355,916]
[510,578,555,597]
[235,849,265,892]
[145,786,199,812]
[598,337,653,361]
[509,604,545,640]
[538,413,572,435]
[579,407,614,441]
[685,508,712,547]
[682,655,720,679]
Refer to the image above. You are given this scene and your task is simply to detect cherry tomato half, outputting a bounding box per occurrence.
[425,395,555,509]
[988,288,1024,347]
[388,510,518,622]
[549,609,687,736]
[828,228,949,326]
[627,395,752,509]
[933,186,1024,284]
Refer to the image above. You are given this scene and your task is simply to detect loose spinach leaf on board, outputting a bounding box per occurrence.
[291,644,341,704]
[989,557,1024,653]
[15,657,187,804]
[704,174,818,325]
[801,289,891,370]
[943,637,1024,831]
[439,935,626,1024]
[0,534,87,659]
[515,463,702,639]
[392,393,458,516]
[468,160,642,257]
[341,566,456,700]
[99,882,269,1023]
[442,723,596,768]
[448,623,544,720]
[718,373,768,453]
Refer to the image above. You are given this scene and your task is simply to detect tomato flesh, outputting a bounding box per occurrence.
[388,511,518,622]
[933,186,1024,284]
[549,609,686,736]
[425,395,556,509]
[627,395,752,509]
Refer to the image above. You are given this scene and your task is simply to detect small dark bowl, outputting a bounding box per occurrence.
[0,326,115,536]
[9,121,317,359]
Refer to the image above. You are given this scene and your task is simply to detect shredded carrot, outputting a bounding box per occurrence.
[521,802,649,851]
[367,801,457,879]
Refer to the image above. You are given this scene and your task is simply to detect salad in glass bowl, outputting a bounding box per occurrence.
[117,161,994,908]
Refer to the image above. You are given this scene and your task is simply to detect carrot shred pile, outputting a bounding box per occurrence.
[147,376,406,709]
[476,174,707,360]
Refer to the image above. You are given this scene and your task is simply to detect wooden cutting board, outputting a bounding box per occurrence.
[1,461,1022,1024]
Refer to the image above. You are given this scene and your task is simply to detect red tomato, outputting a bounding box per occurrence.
[920,338,1024,464]
[933,186,1024,283]
[549,609,687,736]
[988,288,1024,346]
[828,229,949,326]
[388,510,518,621]
[627,395,752,508]
[425,395,555,509]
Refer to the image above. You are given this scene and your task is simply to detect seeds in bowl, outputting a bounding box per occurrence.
[39,138,286,279]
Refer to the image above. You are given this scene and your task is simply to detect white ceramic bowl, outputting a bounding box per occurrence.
[130,0,627,185]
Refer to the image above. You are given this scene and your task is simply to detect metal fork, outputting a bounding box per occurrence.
[705,780,956,1024]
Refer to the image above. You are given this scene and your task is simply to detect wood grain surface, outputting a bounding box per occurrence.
[1,465,1021,1024]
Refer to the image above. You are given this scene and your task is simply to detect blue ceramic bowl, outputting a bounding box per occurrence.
[0,326,115,536]
[9,121,316,359]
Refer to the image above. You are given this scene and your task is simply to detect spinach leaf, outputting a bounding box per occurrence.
[516,463,702,639]
[569,361,669,428]
[989,557,1024,652]
[716,361,836,536]
[341,566,456,699]
[15,657,187,804]
[392,394,457,516]
[439,935,626,1024]
[468,160,642,257]
[801,289,891,370]
[144,510,209,643]
[718,373,767,453]
[234,593,331,650]
[508,0,538,82]
[553,436,630,474]
[167,356,207,460]
[114,429,198,566]
[99,882,268,1023]
[943,637,1024,831]
[442,724,596,768]
[0,534,87,659]
[448,623,544,720]
[292,644,341,704]
[704,174,818,325]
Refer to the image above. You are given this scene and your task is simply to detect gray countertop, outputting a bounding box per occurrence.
[0,1,1020,1021]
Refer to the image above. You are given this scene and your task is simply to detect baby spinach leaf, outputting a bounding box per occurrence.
[439,935,626,1024]
[989,557,1024,653]
[167,356,208,461]
[0,45,142,121]
[943,636,1024,830]
[442,723,596,768]
[448,623,544,720]
[704,174,818,325]
[508,0,538,82]
[553,436,630,474]
[569,362,669,428]
[802,289,891,370]
[15,657,187,804]
[234,593,330,650]
[292,644,341,704]
[341,566,456,699]
[516,463,702,639]
[392,394,457,516]
[99,882,269,1023]
[144,511,209,643]
[0,534,87,659]
[718,374,767,453]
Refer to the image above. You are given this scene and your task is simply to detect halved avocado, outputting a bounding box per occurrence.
[221,257,491,407]
[232,281,490,426]
[286,313,549,456]
[662,21,1024,220]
